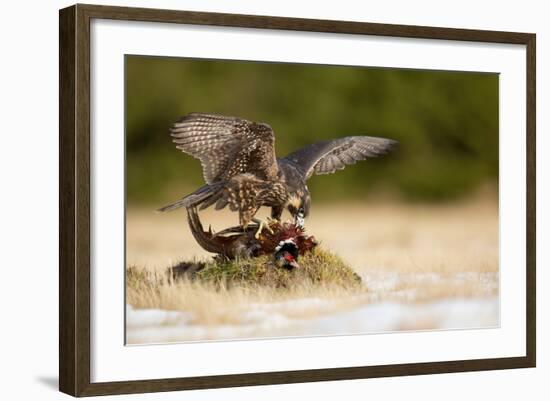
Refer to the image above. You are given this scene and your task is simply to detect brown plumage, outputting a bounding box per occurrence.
[159,113,398,229]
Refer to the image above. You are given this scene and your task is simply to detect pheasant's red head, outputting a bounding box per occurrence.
[274,241,300,269]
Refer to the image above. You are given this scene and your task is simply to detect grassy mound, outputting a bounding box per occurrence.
[128,248,361,291]
[197,248,361,289]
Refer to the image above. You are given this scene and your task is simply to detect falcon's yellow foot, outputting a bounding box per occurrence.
[266,216,280,225]
[253,218,275,239]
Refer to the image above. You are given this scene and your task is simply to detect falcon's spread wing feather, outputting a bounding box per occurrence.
[283,136,397,179]
[170,113,279,184]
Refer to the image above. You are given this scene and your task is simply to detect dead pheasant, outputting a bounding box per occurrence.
[186,207,317,268]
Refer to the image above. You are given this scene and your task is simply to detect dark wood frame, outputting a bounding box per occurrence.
[59,3,536,397]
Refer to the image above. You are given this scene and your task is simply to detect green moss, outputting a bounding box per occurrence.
[173,248,361,289]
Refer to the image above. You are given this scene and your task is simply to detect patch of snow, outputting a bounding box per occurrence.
[126,305,193,328]
[360,270,400,292]
[299,298,498,337]
[126,297,499,344]
[361,270,499,298]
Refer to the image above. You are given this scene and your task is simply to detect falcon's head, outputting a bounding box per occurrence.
[286,189,311,227]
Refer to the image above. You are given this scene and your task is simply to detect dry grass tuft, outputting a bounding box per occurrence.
[126,249,364,325]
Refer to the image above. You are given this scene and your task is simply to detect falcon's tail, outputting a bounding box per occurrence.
[157,183,222,212]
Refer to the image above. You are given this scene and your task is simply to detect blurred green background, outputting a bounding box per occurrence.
[125,56,498,206]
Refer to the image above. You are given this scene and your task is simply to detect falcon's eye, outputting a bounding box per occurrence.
[298,208,305,215]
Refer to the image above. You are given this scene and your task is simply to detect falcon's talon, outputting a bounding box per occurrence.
[254,219,274,239]
[254,223,263,239]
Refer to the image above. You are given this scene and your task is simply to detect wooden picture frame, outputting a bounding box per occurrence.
[59,3,536,397]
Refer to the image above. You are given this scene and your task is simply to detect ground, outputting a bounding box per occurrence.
[125,193,498,344]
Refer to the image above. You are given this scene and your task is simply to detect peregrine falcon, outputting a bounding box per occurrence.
[158,113,397,237]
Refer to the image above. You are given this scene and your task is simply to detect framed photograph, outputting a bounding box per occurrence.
[59,4,536,397]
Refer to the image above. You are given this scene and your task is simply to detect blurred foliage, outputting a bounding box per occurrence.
[125,56,498,205]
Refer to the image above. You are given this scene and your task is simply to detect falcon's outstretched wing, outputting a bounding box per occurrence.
[283,136,397,180]
[170,113,280,184]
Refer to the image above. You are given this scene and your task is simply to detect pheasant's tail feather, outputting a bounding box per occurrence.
[157,183,222,212]
[186,207,226,254]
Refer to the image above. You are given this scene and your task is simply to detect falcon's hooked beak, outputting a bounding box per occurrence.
[287,191,310,229]
[295,211,306,229]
